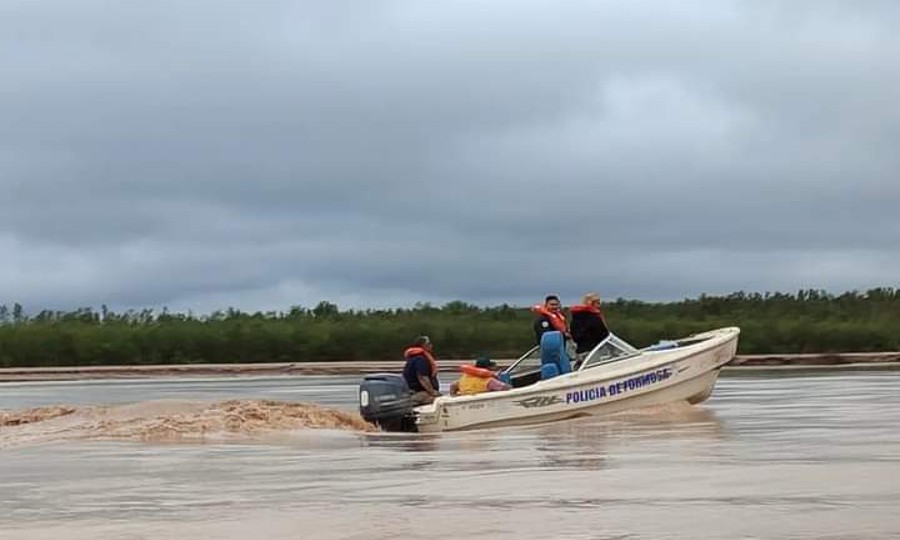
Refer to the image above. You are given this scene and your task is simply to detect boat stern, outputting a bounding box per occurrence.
[413,402,443,433]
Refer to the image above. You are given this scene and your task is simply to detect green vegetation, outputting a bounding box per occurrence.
[0,289,898,367]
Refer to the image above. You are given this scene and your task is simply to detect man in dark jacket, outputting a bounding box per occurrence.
[402,335,441,404]
[570,292,610,357]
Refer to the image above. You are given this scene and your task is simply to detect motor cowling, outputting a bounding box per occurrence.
[358,373,418,432]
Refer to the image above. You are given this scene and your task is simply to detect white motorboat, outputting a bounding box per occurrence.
[359,326,739,432]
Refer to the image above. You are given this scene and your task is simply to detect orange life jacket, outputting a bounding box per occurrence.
[531,305,568,333]
[404,346,438,376]
[570,303,605,320]
[459,364,495,378]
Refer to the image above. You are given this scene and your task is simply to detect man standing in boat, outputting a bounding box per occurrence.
[570,292,610,360]
[532,294,569,344]
[402,335,441,404]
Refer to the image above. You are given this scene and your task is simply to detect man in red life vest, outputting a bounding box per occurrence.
[532,294,569,345]
[570,292,610,361]
[402,335,441,405]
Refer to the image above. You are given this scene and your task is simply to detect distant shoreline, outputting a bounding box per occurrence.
[1,352,898,382]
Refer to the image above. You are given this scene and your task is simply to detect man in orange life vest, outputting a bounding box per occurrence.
[532,294,569,345]
[402,335,441,405]
[449,356,512,396]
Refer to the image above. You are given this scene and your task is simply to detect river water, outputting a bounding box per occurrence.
[1,370,898,539]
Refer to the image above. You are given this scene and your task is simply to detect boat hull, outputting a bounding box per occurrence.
[414,327,738,433]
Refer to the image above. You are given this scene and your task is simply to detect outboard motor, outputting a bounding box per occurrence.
[358,373,418,432]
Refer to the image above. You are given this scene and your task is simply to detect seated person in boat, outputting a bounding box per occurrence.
[402,335,441,404]
[449,356,511,396]
[570,292,610,361]
[532,294,569,345]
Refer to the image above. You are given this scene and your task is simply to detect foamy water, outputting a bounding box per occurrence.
[0,399,374,448]
[2,371,899,539]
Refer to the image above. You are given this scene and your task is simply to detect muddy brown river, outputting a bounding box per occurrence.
[1,370,898,539]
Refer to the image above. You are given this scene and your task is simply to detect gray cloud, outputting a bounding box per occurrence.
[2,0,898,313]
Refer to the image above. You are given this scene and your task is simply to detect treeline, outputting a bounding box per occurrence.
[0,288,898,368]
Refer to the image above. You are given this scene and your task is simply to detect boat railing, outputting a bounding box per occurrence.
[501,345,540,376]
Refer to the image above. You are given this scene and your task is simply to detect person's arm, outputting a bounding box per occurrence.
[417,374,439,396]
[413,357,440,396]
[487,378,511,391]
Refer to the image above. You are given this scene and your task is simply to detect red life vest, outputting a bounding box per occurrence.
[458,364,495,378]
[531,305,568,333]
[570,303,606,323]
[404,346,438,376]
[570,303,603,315]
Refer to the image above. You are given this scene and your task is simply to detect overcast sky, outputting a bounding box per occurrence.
[2,0,898,313]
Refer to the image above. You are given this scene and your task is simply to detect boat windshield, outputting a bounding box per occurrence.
[503,345,542,377]
[502,334,636,376]
[577,334,639,370]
